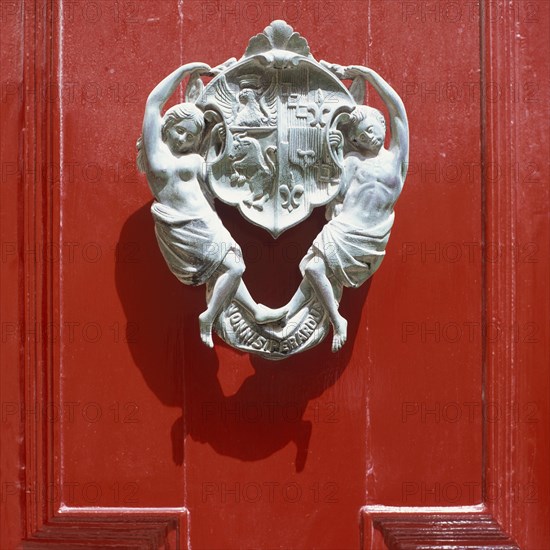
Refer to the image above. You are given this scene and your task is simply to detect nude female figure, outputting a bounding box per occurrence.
[138,63,279,347]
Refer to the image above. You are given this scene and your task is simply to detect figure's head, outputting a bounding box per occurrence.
[162,103,205,154]
[347,106,386,153]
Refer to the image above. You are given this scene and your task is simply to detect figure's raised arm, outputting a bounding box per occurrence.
[347,66,408,164]
[142,62,210,174]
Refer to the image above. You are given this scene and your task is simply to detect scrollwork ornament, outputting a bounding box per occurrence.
[137,20,409,359]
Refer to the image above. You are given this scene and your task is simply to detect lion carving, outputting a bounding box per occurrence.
[228,134,277,211]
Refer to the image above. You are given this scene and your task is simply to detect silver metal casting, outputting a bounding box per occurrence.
[137,20,409,359]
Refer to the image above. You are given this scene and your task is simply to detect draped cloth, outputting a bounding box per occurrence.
[300,212,394,288]
[151,201,241,286]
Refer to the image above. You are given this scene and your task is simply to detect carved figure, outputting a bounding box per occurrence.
[137,63,281,348]
[276,63,409,352]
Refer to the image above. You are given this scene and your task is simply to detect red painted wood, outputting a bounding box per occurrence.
[0,1,25,548]
[0,1,548,549]
[483,1,550,547]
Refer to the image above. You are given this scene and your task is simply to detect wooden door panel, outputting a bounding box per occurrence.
[1,1,548,549]
[59,0,185,508]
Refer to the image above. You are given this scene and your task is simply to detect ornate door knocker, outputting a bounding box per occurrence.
[137,20,409,359]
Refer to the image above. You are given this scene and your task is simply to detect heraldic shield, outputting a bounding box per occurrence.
[196,22,356,237]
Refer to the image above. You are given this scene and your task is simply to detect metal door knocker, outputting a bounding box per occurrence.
[136,20,409,359]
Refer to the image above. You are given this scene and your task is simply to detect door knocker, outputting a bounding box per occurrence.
[136,20,409,359]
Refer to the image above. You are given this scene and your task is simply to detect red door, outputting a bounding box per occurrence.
[1,1,548,548]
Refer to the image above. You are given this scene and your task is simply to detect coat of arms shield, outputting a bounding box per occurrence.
[196,22,355,237]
